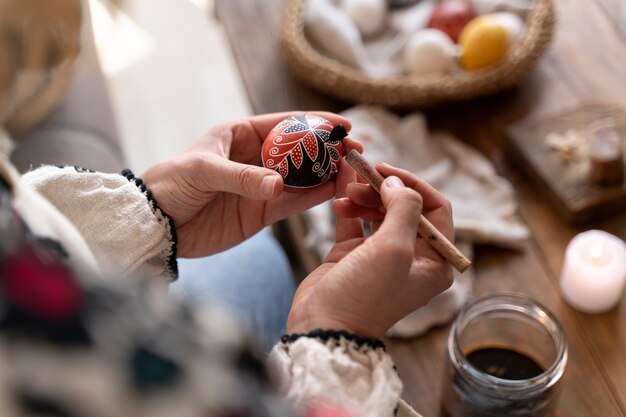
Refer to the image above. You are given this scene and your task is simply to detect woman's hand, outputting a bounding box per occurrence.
[142,112,360,258]
[287,160,454,339]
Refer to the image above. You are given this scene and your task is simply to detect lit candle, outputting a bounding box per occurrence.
[560,230,626,313]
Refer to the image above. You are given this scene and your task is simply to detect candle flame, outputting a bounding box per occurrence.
[589,242,604,262]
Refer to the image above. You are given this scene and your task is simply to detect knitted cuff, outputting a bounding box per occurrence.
[122,169,178,280]
[280,329,386,351]
[269,329,402,417]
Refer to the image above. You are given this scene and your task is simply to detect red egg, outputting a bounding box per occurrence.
[428,0,476,43]
[262,114,347,192]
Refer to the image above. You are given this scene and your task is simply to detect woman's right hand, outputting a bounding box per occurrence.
[287,159,454,339]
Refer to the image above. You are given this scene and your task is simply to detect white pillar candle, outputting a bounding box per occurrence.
[560,230,626,313]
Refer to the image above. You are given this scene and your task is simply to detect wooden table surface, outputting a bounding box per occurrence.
[215,1,626,416]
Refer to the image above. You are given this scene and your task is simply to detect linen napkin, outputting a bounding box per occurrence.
[303,106,529,338]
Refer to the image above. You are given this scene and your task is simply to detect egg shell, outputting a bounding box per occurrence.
[262,115,346,193]
[404,29,457,75]
[459,15,509,70]
[490,11,525,43]
[342,0,388,38]
[428,0,476,42]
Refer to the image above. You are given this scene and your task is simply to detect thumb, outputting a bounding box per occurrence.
[376,176,423,245]
[208,159,283,199]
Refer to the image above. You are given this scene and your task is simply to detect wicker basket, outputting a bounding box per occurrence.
[280,0,556,108]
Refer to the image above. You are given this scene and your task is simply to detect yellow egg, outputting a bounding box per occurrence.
[459,15,509,70]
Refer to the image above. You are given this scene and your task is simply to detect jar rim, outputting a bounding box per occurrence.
[448,292,568,394]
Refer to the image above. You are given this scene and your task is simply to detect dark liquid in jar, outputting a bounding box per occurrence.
[466,347,544,380]
[441,346,560,417]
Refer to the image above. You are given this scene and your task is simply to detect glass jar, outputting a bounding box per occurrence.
[440,292,568,417]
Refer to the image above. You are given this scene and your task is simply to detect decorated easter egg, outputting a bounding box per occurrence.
[428,0,476,43]
[404,29,457,75]
[342,0,388,38]
[262,115,348,192]
[459,15,509,70]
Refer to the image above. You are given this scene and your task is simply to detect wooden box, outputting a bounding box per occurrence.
[507,103,626,224]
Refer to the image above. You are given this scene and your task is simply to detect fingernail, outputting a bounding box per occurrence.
[384,176,404,188]
[262,176,279,196]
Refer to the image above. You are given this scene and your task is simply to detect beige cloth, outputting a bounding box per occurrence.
[304,106,529,337]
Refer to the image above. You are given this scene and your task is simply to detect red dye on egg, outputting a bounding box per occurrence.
[262,115,347,192]
[428,0,475,42]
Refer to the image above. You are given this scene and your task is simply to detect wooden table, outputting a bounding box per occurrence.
[215,1,626,415]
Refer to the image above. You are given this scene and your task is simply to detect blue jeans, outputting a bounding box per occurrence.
[169,230,295,352]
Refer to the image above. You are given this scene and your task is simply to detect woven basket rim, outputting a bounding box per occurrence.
[280,0,556,106]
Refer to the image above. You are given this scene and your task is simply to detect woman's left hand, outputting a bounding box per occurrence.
[287,160,454,339]
[142,112,359,258]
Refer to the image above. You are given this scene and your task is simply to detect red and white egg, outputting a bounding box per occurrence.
[428,0,476,42]
[262,115,347,192]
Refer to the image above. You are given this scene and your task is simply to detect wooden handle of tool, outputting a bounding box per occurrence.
[345,150,472,273]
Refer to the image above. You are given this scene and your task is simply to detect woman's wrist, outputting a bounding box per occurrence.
[286,308,384,340]
[122,169,179,279]
[279,329,387,350]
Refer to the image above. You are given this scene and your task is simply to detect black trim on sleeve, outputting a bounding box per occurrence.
[281,329,386,351]
[121,169,179,280]
[54,165,96,173]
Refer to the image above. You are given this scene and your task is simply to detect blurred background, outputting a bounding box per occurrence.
[89,0,250,172]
